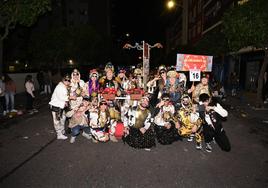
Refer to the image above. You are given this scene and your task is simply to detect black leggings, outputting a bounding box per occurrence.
[26,93,34,110]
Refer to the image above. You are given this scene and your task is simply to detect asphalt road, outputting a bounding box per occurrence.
[0,103,267,188]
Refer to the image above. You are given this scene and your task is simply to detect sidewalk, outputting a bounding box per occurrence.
[0,91,51,128]
[224,90,268,123]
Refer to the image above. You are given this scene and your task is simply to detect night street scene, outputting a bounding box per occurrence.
[0,0,268,187]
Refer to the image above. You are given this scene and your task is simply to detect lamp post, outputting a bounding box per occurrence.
[123,41,163,90]
[167,0,176,9]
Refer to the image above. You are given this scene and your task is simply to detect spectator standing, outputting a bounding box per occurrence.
[0,74,6,116]
[230,72,239,96]
[36,70,45,94]
[263,71,268,104]
[25,75,38,114]
[43,69,52,95]
[4,74,17,113]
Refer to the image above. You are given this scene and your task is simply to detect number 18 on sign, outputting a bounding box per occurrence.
[189,70,201,82]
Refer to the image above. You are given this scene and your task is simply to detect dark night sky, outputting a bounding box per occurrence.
[113,0,167,44]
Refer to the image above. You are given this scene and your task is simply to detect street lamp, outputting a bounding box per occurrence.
[123,41,163,89]
[167,0,175,9]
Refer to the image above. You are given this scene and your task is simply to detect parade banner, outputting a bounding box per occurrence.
[176,54,213,72]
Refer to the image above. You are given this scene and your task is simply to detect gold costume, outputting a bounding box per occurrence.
[192,84,210,103]
[133,107,150,129]
[177,106,202,143]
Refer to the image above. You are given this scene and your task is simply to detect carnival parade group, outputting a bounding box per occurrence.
[49,63,231,152]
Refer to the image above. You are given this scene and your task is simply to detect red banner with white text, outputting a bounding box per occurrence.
[176,54,213,72]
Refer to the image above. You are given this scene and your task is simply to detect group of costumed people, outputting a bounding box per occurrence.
[48,63,231,152]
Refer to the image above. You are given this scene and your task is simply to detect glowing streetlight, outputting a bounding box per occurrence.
[167,0,175,9]
[69,59,74,65]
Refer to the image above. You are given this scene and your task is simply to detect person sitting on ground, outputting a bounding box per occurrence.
[153,93,181,145]
[123,96,156,151]
[89,99,111,143]
[66,97,92,143]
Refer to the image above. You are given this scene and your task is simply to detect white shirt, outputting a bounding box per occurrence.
[205,103,228,126]
[25,81,35,97]
[0,80,5,97]
[49,82,68,109]
[154,104,175,126]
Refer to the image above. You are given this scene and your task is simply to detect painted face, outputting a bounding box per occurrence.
[82,100,90,107]
[162,97,170,105]
[182,97,190,106]
[63,78,71,86]
[99,101,108,111]
[141,98,149,108]
[201,77,208,85]
[203,98,210,107]
[118,72,125,78]
[91,73,98,80]
[106,69,113,80]
[159,71,166,78]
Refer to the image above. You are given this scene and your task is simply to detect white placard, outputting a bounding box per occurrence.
[189,70,201,82]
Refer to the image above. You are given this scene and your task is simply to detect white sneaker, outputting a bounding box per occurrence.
[82,132,92,140]
[57,134,68,140]
[28,110,34,115]
[187,135,194,142]
[205,143,212,152]
[3,111,7,116]
[195,143,202,150]
[33,109,38,113]
[11,109,17,113]
[70,136,76,143]
[144,148,151,151]
[109,135,118,142]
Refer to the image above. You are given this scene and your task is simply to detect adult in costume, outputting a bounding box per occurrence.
[66,97,92,143]
[84,69,99,98]
[176,94,203,149]
[192,73,211,104]
[99,63,119,91]
[123,96,155,150]
[153,93,181,145]
[49,74,76,140]
[165,70,184,106]
[89,99,110,142]
[69,69,85,109]
[199,93,231,152]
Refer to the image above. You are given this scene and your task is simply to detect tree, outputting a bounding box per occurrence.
[223,0,268,107]
[0,0,51,73]
[28,26,109,68]
[194,27,228,56]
